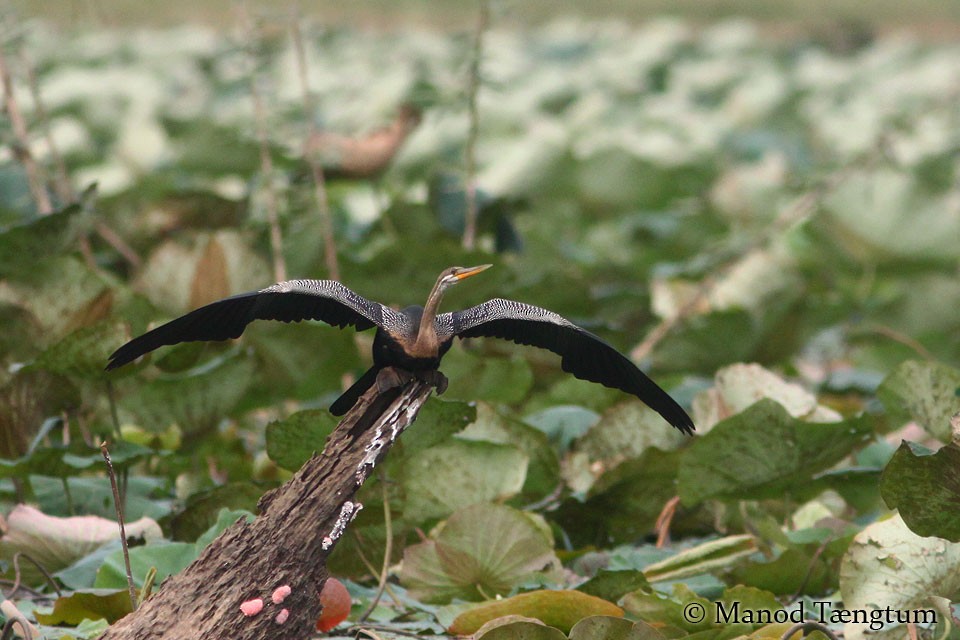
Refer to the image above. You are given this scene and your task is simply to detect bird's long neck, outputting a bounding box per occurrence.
[411,278,446,356]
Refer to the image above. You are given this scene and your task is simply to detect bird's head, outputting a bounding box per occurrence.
[436,264,492,292]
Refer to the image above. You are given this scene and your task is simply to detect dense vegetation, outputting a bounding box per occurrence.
[1,14,959,640]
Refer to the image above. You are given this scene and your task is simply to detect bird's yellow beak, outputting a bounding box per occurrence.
[454,264,493,280]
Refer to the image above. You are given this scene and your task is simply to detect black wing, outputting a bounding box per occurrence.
[106,279,408,371]
[441,298,694,434]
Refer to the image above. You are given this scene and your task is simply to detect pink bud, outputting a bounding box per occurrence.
[240,598,264,617]
[272,585,292,604]
[275,608,289,624]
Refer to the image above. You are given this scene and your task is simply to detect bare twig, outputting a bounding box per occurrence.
[17,49,72,203]
[16,46,141,267]
[94,220,142,269]
[859,323,935,361]
[8,552,62,599]
[290,14,340,281]
[241,9,287,283]
[787,539,830,604]
[654,495,681,548]
[0,580,46,600]
[106,379,122,440]
[0,47,52,214]
[350,625,427,640]
[352,530,403,610]
[101,441,138,612]
[461,0,489,250]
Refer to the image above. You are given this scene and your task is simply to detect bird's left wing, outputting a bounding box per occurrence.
[441,299,694,434]
[107,279,407,371]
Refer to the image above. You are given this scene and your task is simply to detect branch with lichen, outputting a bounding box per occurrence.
[96,370,436,640]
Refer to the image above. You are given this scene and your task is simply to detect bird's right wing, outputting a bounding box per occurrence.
[106,279,407,370]
[442,298,694,434]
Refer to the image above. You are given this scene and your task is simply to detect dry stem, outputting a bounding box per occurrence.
[241,9,288,283]
[290,14,340,281]
[462,0,489,250]
[0,47,52,214]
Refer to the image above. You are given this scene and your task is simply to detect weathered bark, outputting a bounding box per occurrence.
[98,372,434,639]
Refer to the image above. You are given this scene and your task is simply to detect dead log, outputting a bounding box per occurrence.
[98,371,435,639]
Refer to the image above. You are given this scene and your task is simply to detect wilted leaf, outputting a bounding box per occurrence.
[877,360,960,442]
[401,504,559,603]
[400,438,528,523]
[0,505,161,584]
[34,589,134,625]
[136,230,269,313]
[189,235,230,308]
[678,399,873,505]
[265,409,338,471]
[449,590,623,635]
[880,441,960,541]
[839,514,960,640]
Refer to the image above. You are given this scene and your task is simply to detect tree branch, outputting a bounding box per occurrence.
[97,370,435,639]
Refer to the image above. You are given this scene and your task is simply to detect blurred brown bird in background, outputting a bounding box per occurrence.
[304,103,422,179]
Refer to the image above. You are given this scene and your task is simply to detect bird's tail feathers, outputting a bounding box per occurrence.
[329,366,381,416]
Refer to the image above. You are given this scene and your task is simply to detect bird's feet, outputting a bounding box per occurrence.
[375,367,448,395]
[375,367,413,393]
[419,370,448,395]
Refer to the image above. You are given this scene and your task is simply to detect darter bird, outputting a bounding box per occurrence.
[106,265,694,434]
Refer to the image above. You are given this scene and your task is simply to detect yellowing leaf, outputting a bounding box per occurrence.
[449,590,624,635]
[34,589,134,625]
